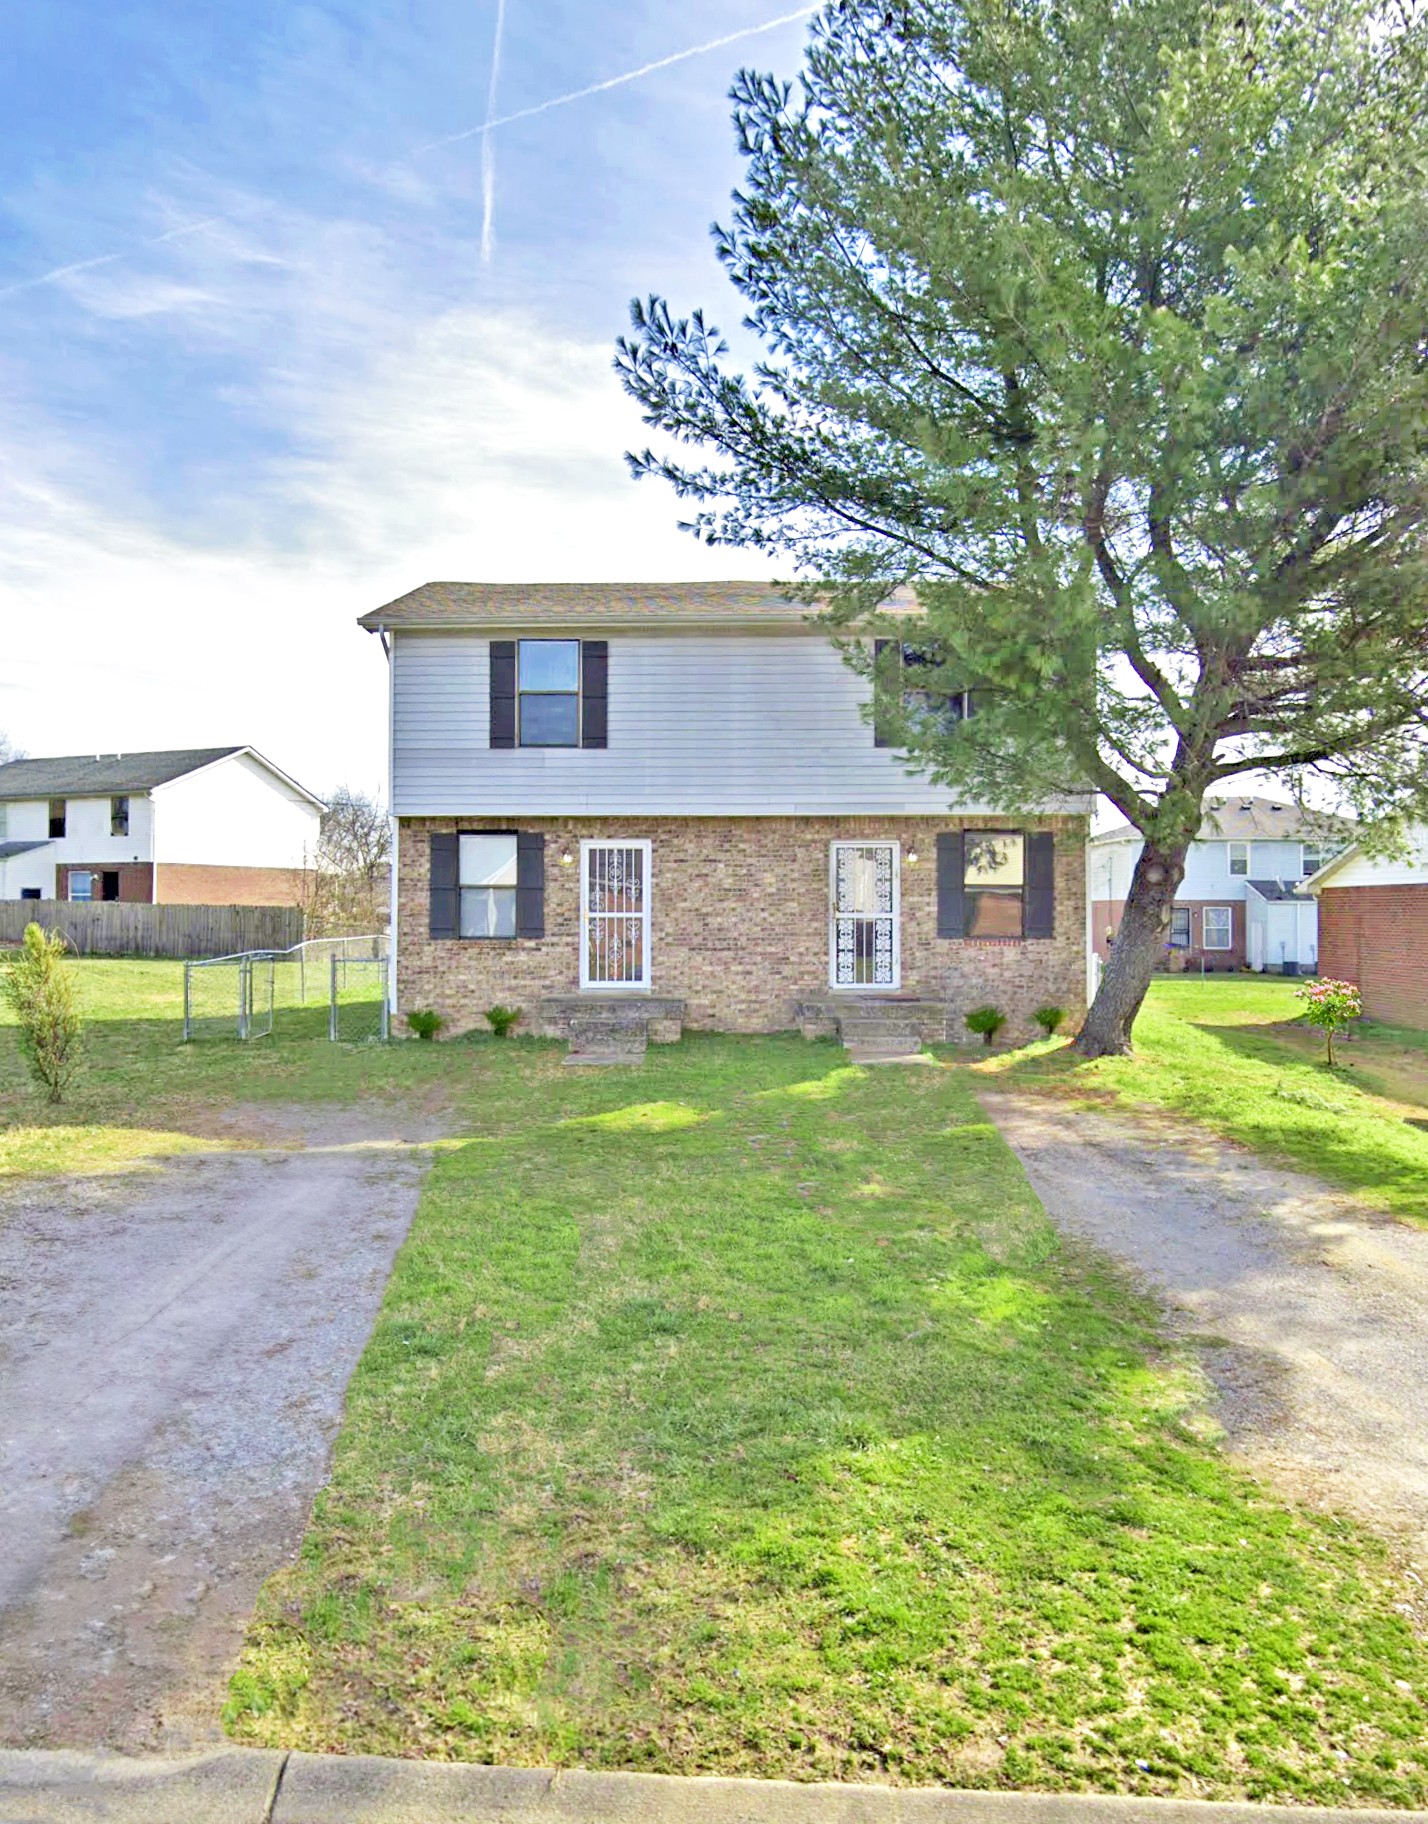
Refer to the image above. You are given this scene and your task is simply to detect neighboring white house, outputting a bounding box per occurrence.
[0,747,324,906]
[1089,796,1348,973]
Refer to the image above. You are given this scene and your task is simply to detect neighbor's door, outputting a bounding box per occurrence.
[581,840,652,989]
[830,841,900,989]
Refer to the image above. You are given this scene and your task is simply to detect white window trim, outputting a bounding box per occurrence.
[1227,841,1249,876]
[828,840,901,991]
[1202,905,1233,951]
[579,838,652,992]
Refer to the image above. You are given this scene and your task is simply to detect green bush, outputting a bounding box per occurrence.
[405,1008,446,1042]
[485,1004,523,1039]
[1033,1004,1066,1038]
[2,923,83,1102]
[964,1004,1007,1046]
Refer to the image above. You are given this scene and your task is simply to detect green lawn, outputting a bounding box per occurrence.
[987,977,1428,1223]
[225,1035,1428,1802]
[6,961,1428,1798]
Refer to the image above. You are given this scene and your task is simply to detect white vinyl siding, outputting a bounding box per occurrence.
[390,628,1087,818]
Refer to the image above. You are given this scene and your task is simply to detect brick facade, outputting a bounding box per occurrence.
[56,862,154,904]
[1318,884,1428,1028]
[1093,896,1245,970]
[398,814,1088,1039]
[152,863,305,907]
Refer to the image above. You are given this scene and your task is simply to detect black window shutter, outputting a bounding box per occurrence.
[581,640,608,748]
[1025,831,1055,939]
[873,638,896,747]
[936,832,965,937]
[516,832,545,938]
[490,640,516,748]
[429,833,459,939]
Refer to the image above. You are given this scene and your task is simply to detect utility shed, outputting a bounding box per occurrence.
[1306,828,1428,1028]
[1243,879,1318,976]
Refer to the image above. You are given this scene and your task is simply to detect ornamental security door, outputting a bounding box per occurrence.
[581,840,652,989]
[830,842,900,989]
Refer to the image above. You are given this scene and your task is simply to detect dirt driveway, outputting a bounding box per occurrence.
[0,1103,443,1752]
[983,1092,1428,1564]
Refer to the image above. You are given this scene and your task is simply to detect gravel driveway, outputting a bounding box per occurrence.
[0,1104,443,1752]
[983,1092,1428,1562]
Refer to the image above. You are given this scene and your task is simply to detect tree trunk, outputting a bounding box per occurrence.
[1074,837,1190,1058]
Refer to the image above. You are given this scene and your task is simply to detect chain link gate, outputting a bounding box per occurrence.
[183,937,387,1042]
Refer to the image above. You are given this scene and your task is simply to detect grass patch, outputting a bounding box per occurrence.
[226,1036,1428,1801]
[989,977,1428,1223]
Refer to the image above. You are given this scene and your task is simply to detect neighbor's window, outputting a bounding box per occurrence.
[68,870,93,903]
[1301,842,1333,878]
[48,798,66,839]
[111,795,129,837]
[900,643,973,731]
[1227,841,1249,876]
[964,831,1024,938]
[1170,906,1191,948]
[459,833,518,938]
[1203,906,1232,950]
[518,640,580,747]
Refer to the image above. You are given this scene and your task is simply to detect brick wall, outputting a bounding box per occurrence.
[56,862,154,904]
[153,863,305,907]
[1318,885,1428,1028]
[1093,896,1244,969]
[397,814,1088,1038]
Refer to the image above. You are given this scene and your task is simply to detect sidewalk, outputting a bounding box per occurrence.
[2,1749,1426,1824]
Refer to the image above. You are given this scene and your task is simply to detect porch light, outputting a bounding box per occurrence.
[559,843,574,866]
[906,846,920,866]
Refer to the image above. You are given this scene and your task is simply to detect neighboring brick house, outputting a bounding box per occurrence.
[1308,828,1428,1028]
[361,582,1092,1044]
[1089,797,1348,974]
[0,747,323,907]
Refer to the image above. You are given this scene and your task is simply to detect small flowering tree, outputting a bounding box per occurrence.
[1295,979,1363,1067]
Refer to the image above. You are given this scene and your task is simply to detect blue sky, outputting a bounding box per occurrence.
[0,0,813,791]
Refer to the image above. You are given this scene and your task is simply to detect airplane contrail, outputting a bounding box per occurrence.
[480,0,509,263]
[0,213,231,303]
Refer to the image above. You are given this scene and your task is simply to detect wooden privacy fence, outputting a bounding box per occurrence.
[0,900,304,959]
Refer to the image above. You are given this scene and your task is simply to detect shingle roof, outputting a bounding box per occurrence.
[1245,878,1315,903]
[0,840,50,860]
[357,581,820,630]
[0,748,243,801]
[1093,795,1351,844]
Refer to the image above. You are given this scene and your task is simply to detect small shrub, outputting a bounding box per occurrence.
[405,1008,446,1042]
[1033,1004,1066,1038]
[486,1004,522,1039]
[1294,977,1362,1067]
[1,923,83,1103]
[964,1004,1007,1047]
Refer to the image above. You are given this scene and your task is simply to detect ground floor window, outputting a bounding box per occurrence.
[68,871,93,902]
[459,834,517,937]
[964,831,1025,938]
[1203,906,1233,951]
[1170,906,1191,948]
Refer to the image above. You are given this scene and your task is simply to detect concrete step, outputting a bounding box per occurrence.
[564,1018,647,1067]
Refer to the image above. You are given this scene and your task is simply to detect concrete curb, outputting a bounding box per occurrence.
[2,1749,1426,1824]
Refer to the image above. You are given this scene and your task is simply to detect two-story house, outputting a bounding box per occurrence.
[361,582,1092,1049]
[0,747,323,906]
[1089,796,1349,974]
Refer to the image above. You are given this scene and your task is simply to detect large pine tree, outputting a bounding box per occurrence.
[617,0,1428,1054]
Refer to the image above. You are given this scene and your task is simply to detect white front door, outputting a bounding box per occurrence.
[830,841,900,989]
[580,840,652,990]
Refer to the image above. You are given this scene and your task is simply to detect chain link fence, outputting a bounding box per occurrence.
[183,936,388,1042]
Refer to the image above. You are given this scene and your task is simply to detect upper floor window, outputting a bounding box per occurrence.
[111,795,130,837]
[964,831,1024,938]
[48,798,66,839]
[518,640,580,747]
[874,640,975,746]
[1227,841,1249,876]
[1301,841,1333,878]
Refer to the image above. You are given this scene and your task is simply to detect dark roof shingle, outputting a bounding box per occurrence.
[0,748,242,801]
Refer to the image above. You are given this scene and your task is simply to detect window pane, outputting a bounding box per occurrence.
[460,885,517,938]
[459,834,518,888]
[520,694,579,746]
[1228,843,1248,875]
[69,872,93,902]
[1203,908,1232,948]
[966,889,1023,938]
[518,640,580,691]
[965,832,1024,888]
[1170,907,1191,946]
